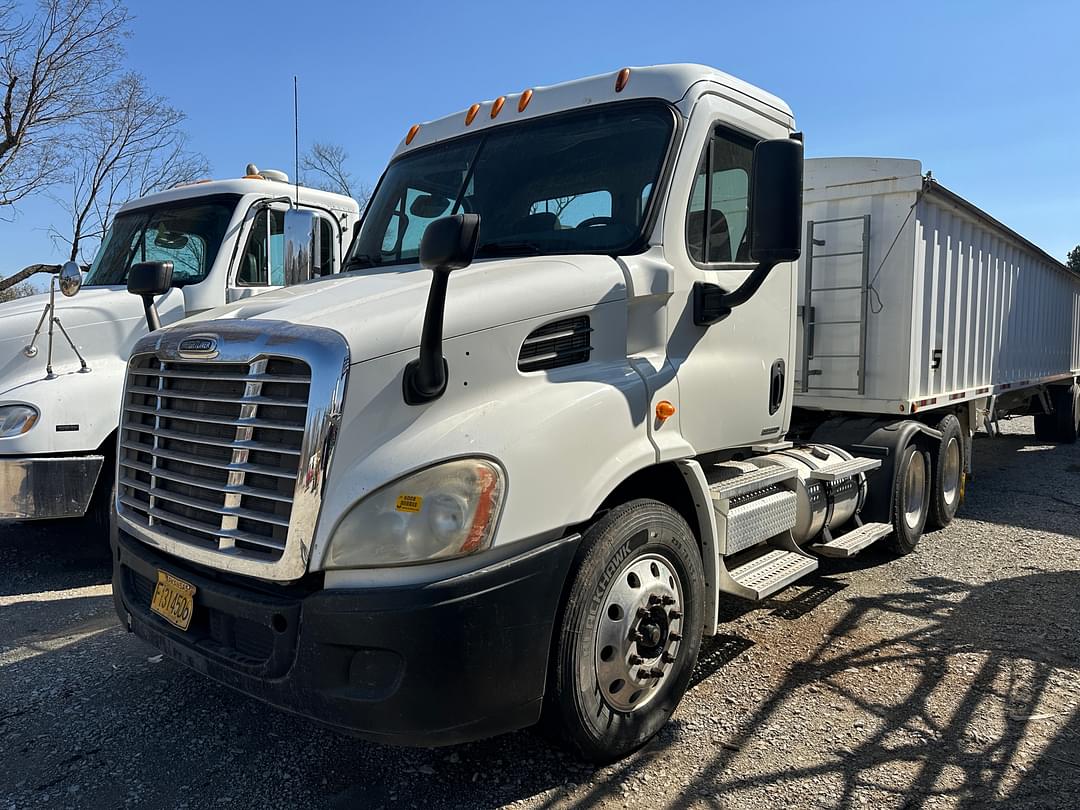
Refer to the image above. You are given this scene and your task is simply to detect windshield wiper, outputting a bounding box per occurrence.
[475,241,543,257]
[344,253,378,270]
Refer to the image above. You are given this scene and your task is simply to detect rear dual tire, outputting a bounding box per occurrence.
[887,443,931,554]
[927,414,964,530]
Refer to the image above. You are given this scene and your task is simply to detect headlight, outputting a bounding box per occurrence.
[326,458,505,568]
[0,405,39,438]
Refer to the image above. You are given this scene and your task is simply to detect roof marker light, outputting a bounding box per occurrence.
[490,96,506,118]
[465,103,481,125]
[615,67,631,93]
[518,89,533,112]
[405,124,421,145]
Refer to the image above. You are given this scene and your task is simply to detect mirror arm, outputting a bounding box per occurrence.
[692,260,778,326]
[141,295,162,332]
[403,269,451,405]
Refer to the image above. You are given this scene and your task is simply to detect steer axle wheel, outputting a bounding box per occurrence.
[543,499,704,763]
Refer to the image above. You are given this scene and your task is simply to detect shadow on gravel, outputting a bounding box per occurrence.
[0,519,111,597]
[663,570,1080,809]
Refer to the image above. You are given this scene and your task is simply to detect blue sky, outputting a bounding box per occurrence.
[2,0,1077,280]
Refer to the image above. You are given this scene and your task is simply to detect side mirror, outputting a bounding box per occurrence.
[58,260,82,298]
[284,208,320,284]
[127,260,174,331]
[403,214,480,405]
[693,137,804,326]
[749,138,804,263]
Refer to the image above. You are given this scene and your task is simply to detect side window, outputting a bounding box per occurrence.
[528,190,612,228]
[316,217,334,276]
[237,209,286,286]
[687,127,756,264]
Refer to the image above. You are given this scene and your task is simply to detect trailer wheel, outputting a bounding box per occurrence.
[886,443,930,554]
[1054,384,1079,444]
[543,499,704,763]
[927,414,964,529]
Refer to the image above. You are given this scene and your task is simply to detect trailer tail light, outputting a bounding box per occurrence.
[518,89,533,112]
[465,103,480,125]
[405,124,420,145]
[615,67,631,93]
[491,96,506,118]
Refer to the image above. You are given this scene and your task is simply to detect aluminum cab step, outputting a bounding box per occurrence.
[725,548,818,600]
[813,522,892,558]
[808,456,881,482]
[709,465,796,501]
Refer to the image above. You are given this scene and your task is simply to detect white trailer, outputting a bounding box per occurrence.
[0,169,359,528]
[794,157,1080,527]
[107,66,1079,763]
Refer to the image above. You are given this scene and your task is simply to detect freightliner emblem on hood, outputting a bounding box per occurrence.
[177,336,219,359]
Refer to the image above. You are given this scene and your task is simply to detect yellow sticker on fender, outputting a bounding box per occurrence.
[395,494,423,513]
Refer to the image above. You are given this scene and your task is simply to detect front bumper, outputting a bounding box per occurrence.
[0,455,104,519]
[112,529,580,747]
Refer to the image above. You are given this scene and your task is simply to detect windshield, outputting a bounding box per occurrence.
[348,100,675,269]
[84,195,239,287]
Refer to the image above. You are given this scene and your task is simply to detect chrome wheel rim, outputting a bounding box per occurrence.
[594,552,684,712]
[941,436,961,507]
[904,450,927,530]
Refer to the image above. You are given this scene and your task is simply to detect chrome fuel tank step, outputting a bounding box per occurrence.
[812,521,892,558]
[722,547,818,600]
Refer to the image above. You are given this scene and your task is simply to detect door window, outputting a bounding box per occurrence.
[687,127,756,264]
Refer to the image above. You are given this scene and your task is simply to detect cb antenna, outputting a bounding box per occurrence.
[293,75,299,208]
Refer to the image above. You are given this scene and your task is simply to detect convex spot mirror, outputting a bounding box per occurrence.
[58,260,82,298]
[749,138,804,264]
[284,208,320,285]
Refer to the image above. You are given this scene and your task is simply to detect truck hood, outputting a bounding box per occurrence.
[185,255,628,363]
[0,286,149,396]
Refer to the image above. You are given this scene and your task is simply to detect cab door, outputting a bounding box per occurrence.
[227,205,340,303]
[663,96,797,454]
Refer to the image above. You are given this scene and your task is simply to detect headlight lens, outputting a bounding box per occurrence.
[326,458,505,568]
[0,405,39,438]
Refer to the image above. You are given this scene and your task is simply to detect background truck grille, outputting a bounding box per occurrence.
[118,355,311,562]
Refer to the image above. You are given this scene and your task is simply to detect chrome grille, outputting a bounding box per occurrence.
[118,355,311,562]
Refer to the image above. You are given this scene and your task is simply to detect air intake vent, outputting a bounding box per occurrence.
[518,316,592,372]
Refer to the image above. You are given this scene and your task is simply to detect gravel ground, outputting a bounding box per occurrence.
[1,416,1078,809]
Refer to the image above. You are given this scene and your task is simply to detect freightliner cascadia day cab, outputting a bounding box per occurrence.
[0,169,359,530]
[109,65,1080,761]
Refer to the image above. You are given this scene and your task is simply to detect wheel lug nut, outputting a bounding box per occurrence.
[669,610,682,620]
[636,607,652,620]
[661,595,676,606]
[661,652,675,664]
[669,632,682,642]
[629,630,644,642]
[648,594,662,605]
[628,655,643,665]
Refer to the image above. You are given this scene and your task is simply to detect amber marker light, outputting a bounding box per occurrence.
[405,124,421,145]
[518,88,533,112]
[465,103,481,125]
[490,96,506,118]
[655,400,676,422]
[615,67,631,92]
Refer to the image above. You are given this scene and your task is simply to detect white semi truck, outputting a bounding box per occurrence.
[0,170,359,529]
[109,65,1080,762]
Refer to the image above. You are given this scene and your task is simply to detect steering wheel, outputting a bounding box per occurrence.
[576,216,616,229]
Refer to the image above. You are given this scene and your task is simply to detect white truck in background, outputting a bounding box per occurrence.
[0,169,359,529]
[109,65,1079,762]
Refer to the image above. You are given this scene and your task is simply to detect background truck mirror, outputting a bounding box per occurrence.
[127,260,174,331]
[750,138,804,263]
[284,208,320,285]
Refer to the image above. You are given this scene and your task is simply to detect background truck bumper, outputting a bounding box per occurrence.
[112,529,580,747]
[0,455,104,519]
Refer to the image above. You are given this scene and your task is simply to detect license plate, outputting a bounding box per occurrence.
[150,570,196,631]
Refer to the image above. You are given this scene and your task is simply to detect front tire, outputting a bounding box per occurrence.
[927,414,964,529]
[543,499,704,763]
[886,443,930,555]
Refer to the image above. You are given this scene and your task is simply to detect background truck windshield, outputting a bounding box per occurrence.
[83,195,238,287]
[348,101,675,269]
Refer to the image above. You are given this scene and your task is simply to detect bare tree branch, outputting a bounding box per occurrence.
[50,71,208,263]
[301,141,371,209]
[0,262,58,292]
[0,0,130,207]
